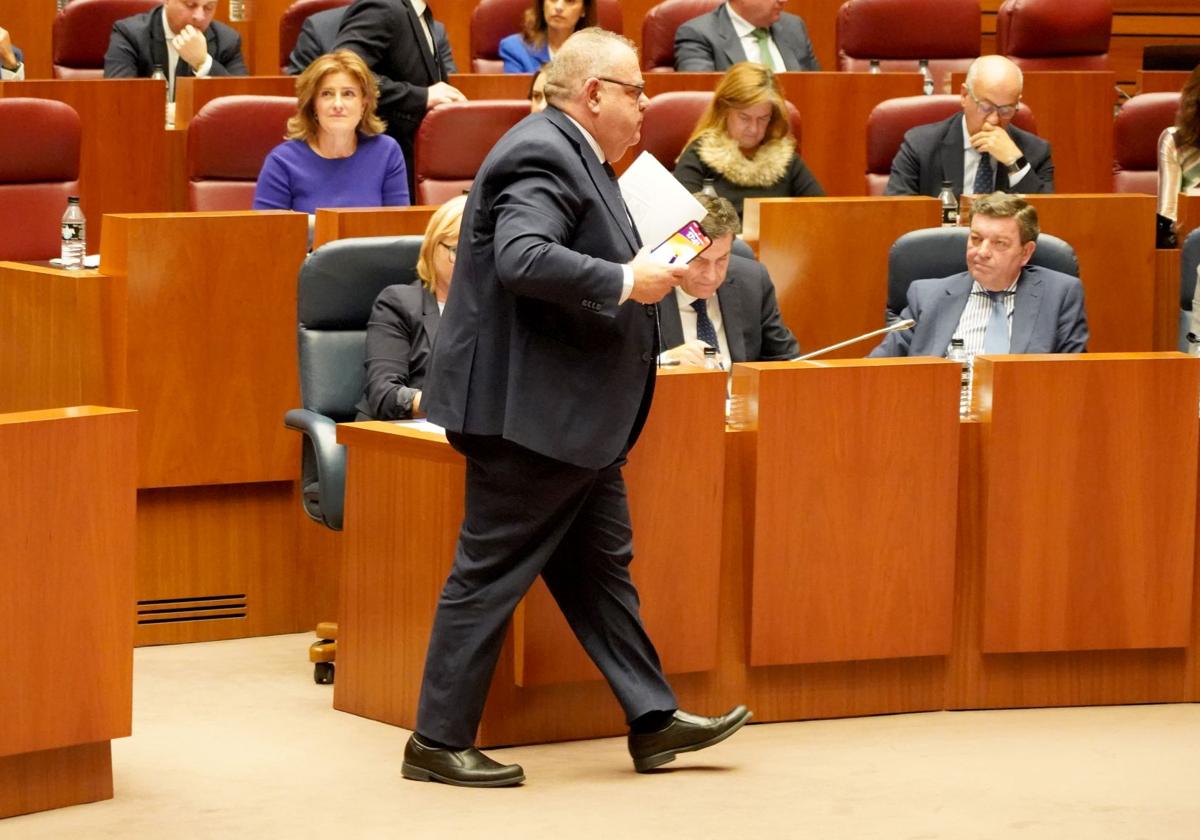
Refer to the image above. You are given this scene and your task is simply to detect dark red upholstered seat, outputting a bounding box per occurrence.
[996,0,1112,71]
[278,0,351,74]
[187,95,298,211]
[641,0,722,72]
[865,95,1038,195]
[52,0,159,79]
[1113,92,1181,194]
[413,99,531,204]
[470,0,622,74]
[836,0,981,92]
[630,91,803,171]
[0,99,82,261]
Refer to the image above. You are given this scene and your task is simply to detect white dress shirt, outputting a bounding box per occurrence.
[410,0,436,56]
[726,3,785,72]
[951,277,1018,357]
[671,287,732,370]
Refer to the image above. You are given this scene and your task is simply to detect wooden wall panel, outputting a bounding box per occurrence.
[313,206,438,247]
[0,743,113,820]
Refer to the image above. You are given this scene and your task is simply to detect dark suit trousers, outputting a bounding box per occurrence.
[415,432,678,748]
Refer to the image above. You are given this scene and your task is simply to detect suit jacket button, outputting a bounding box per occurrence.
[642,351,653,362]
[644,304,655,316]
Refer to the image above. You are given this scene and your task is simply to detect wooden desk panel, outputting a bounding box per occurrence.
[1026,194,1157,352]
[1137,70,1190,94]
[743,196,941,358]
[1,406,135,818]
[313,206,438,248]
[173,75,296,129]
[100,211,307,488]
[0,263,116,414]
[951,71,1116,194]
[0,80,171,240]
[450,74,534,101]
[973,354,1197,653]
[735,358,960,665]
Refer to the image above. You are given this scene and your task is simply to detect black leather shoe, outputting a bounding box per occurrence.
[628,705,752,772]
[401,734,525,788]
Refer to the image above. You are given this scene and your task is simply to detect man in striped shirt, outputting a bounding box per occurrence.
[869,192,1088,358]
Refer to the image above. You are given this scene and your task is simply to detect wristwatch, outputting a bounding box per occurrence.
[1005,155,1029,176]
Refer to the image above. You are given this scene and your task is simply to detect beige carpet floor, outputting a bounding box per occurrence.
[5,633,1199,839]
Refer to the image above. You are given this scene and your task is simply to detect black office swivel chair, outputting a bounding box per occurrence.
[886,227,1080,323]
[1180,229,1200,352]
[284,235,424,683]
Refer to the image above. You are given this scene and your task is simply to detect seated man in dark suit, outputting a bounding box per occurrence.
[104,0,247,98]
[885,55,1053,198]
[660,192,799,366]
[286,6,457,76]
[870,193,1087,358]
[1,25,24,79]
[674,0,820,72]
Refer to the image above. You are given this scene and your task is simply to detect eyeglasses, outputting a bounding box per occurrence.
[966,86,1019,119]
[439,241,457,262]
[596,76,646,98]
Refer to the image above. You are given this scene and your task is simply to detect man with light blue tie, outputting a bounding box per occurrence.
[869,193,1088,359]
[885,55,1054,198]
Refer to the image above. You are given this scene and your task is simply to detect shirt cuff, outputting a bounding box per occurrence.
[0,63,23,80]
[1008,164,1031,185]
[194,54,213,77]
[617,264,634,304]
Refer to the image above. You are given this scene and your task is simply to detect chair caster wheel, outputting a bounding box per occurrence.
[314,661,335,685]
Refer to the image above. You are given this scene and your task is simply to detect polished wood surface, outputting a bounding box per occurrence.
[0,263,115,414]
[743,196,941,358]
[950,71,1116,194]
[0,80,171,243]
[971,353,1198,654]
[734,358,960,665]
[100,211,307,488]
[313,206,438,248]
[514,367,728,686]
[450,73,532,101]
[1136,70,1191,94]
[173,75,296,128]
[2,406,134,818]
[134,481,312,645]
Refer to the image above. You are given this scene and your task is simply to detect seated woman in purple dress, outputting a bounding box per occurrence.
[498,0,593,73]
[253,50,409,212]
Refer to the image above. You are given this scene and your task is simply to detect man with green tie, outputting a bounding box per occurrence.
[674,0,820,72]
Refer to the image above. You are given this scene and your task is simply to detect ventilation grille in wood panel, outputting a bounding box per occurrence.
[136,594,248,624]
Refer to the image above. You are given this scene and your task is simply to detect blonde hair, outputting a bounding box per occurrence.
[680,62,792,157]
[286,50,385,142]
[417,195,468,291]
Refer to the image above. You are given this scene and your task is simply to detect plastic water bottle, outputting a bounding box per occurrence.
[700,178,719,198]
[868,59,881,74]
[939,180,958,226]
[703,346,723,370]
[60,196,86,270]
[947,338,971,417]
[919,59,934,96]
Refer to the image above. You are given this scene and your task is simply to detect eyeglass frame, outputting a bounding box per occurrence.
[595,76,646,99]
[439,241,458,261]
[964,84,1020,120]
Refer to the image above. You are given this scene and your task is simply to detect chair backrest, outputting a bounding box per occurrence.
[865,95,1039,195]
[187,95,298,211]
[996,0,1112,71]
[631,91,803,171]
[886,226,1079,320]
[1113,92,1181,194]
[641,0,722,72]
[279,0,350,74]
[53,0,160,78]
[0,99,82,261]
[469,0,623,73]
[297,235,425,420]
[413,99,530,204]
[836,0,980,92]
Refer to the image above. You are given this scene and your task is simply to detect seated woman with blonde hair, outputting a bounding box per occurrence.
[674,62,823,220]
[355,195,467,420]
[254,49,409,212]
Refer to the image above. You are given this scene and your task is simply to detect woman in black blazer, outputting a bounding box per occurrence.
[355,195,466,420]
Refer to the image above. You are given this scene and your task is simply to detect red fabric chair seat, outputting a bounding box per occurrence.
[188,95,298,211]
[413,100,531,204]
[996,0,1112,71]
[1113,92,1181,195]
[278,0,351,74]
[53,0,160,79]
[641,0,722,72]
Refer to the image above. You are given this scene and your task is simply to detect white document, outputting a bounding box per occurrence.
[617,151,707,254]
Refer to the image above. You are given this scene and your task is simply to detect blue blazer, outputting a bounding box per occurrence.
[498,33,548,73]
[868,265,1089,358]
[423,107,654,470]
[674,5,820,72]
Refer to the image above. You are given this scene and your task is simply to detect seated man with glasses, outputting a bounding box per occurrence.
[885,55,1054,198]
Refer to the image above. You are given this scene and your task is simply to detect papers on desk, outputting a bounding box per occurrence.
[48,254,100,269]
[617,151,707,258]
[392,418,446,436]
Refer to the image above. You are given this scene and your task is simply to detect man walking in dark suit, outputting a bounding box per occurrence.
[659,193,799,366]
[885,55,1054,198]
[286,6,456,76]
[674,0,820,72]
[407,28,752,788]
[104,0,247,97]
[334,0,465,190]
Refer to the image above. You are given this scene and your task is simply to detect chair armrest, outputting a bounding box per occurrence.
[284,408,346,530]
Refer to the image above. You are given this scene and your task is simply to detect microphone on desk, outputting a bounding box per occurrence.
[792,320,915,362]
